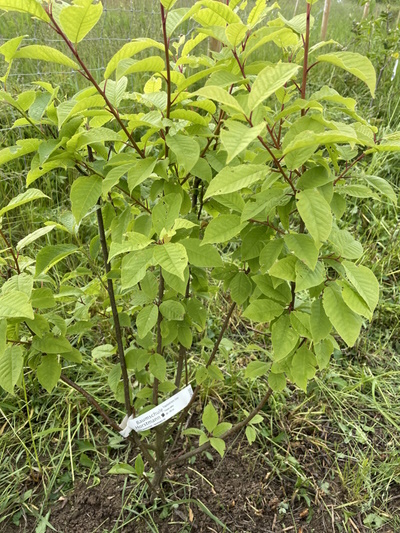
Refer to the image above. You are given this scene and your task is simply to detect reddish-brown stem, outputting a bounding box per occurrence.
[249,218,286,235]
[160,3,172,157]
[45,9,144,158]
[301,3,312,104]
[333,153,366,185]
[0,228,20,274]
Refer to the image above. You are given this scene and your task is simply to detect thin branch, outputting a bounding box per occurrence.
[0,228,20,274]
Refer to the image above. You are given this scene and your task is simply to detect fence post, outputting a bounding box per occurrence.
[321,0,331,41]
[209,0,223,55]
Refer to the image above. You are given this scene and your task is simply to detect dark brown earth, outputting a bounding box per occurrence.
[1,431,398,533]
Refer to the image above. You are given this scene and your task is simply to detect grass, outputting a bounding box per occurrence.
[1,1,400,532]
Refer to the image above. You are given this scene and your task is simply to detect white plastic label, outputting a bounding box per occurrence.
[119,385,193,438]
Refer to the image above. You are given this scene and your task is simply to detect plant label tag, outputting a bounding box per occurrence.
[119,385,193,437]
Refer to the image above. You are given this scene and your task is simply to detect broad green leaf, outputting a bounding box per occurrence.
[0,345,23,394]
[279,12,313,34]
[290,310,312,338]
[342,260,379,312]
[245,360,269,379]
[213,422,232,437]
[297,166,332,190]
[92,344,116,359]
[210,437,225,457]
[310,299,332,342]
[136,305,158,338]
[166,134,200,173]
[0,320,6,356]
[200,0,241,23]
[35,244,78,277]
[252,274,292,305]
[230,272,252,305]
[108,463,135,475]
[295,261,325,292]
[104,38,165,79]
[220,121,265,164]
[0,0,49,22]
[37,355,61,393]
[241,187,287,223]
[317,52,376,97]
[74,128,122,150]
[104,76,128,107]
[323,284,362,347]
[16,225,56,251]
[154,243,188,281]
[2,273,33,297]
[31,288,56,309]
[291,345,317,392]
[271,315,299,360]
[314,338,334,370]
[269,255,297,281]
[0,139,41,167]
[245,425,257,444]
[341,282,372,320]
[159,300,185,320]
[32,334,72,354]
[363,175,397,204]
[204,164,266,199]
[0,291,34,320]
[260,239,284,273]
[108,364,121,393]
[161,0,178,9]
[182,239,222,268]
[127,158,157,191]
[15,45,80,70]
[120,56,165,78]
[109,233,152,261]
[0,188,48,217]
[195,86,245,114]
[243,299,284,323]
[135,454,144,477]
[225,22,247,47]
[296,189,332,245]
[268,372,286,392]
[59,0,103,44]
[202,215,247,244]
[202,403,218,433]
[70,176,102,224]
[149,353,166,381]
[328,227,363,260]
[284,233,319,270]
[121,248,154,290]
[248,63,301,111]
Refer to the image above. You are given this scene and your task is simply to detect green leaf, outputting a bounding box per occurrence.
[296,189,332,245]
[194,86,245,114]
[202,215,247,244]
[108,463,135,475]
[317,52,376,97]
[70,176,102,225]
[135,454,144,477]
[0,320,6,356]
[161,0,178,9]
[241,188,287,223]
[310,299,332,342]
[248,63,301,111]
[323,284,362,347]
[291,345,317,392]
[37,355,61,393]
[154,243,188,281]
[204,164,266,199]
[271,315,299,360]
[104,76,128,107]
[220,121,265,164]
[314,338,333,370]
[0,291,34,320]
[295,261,325,292]
[0,139,41,167]
[109,232,153,261]
[149,353,166,382]
[363,175,397,204]
[136,305,158,338]
[210,437,225,458]
[159,300,185,320]
[121,248,154,290]
[245,360,269,378]
[243,299,284,323]
[127,158,157,191]
[104,38,165,79]
[328,227,363,260]
[31,288,56,309]
[202,403,218,433]
[230,272,252,305]
[268,372,286,392]
[341,282,372,320]
[342,261,379,313]
[15,45,80,70]
[2,273,33,297]
[0,345,23,394]
[32,334,72,354]
[245,425,257,444]
[182,239,222,268]
[297,166,332,190]
[59,0,103,44]
[166,134,200,173]
[260,239,284,273]
[35,244,78,277]
[269,255,297,281]
[0,0,49,22]
[284,233,319,270]
[0,188,48,217]
[16,225,56,251]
